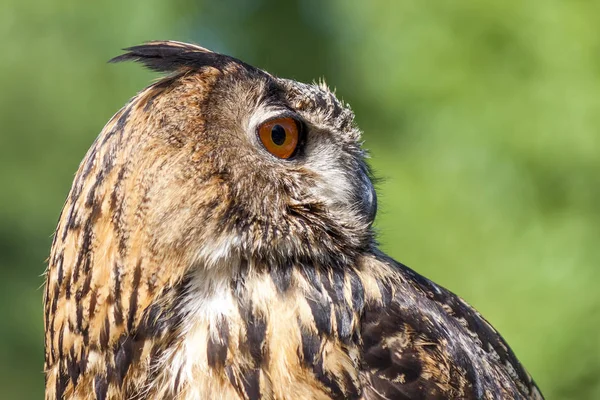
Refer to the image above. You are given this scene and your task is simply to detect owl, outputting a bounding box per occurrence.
[44,41,544,400]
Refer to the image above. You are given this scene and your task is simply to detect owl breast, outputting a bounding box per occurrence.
[146,260,365,400]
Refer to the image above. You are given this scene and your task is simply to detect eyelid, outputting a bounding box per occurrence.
[260,109,303,126]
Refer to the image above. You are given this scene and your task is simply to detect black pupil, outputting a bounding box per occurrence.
[271,124,287,146]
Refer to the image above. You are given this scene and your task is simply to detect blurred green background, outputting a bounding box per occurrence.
[1,0,599,398]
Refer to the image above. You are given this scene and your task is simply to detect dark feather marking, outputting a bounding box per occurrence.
[101,106,131,146]
[330,269,346,302]
[117,223,128,257]
[75,294,84,333]
[142,81,170,112]
[79,347,88,380]
[110,165,129,257]
[207,317,229,369]
[313,92,328,112]
[339,369,361,399]
[321,270,352,340]
[300,264,334,335]
[130,337,146,367]
[83,326,90,348]
[246,309,267,365]
[137,303,162,337]
[57,322,65,360]
[319,270,335,295]
[114,335,134,384]
[56,368,69,400]
[377,279,392,307]
[73,217,94,285]
[44,275,51,325]
[225,366,240,395]
[45,313,53,364]
[206,338,228,370]
[306,295,332,335]
[81,141,98,175]
[65,277,72,300]
[89,289,97,317]
[88,201,103,228]
[347,268,365,313]
[76,145,98,200]
[115,106,131,133]
[85,170,104,208]
[299,263,323,291]
[270,264,292,294]
[263,79,286,105]
[241,368,261,400]
[67,347,80,386]
[81,266,93,297]
[462,353,484,398]
[334,305,353,342]
[331,269,353,340]
[225,364,261,400]
[137,303,166,337]
[127,260,142,332]
[94,374,108,400]
[55,252,64,287]
[137,278,190,342]
[300,327,321,365]
[50,227,59,251]
[81,249,93,278]
[313,358,345,399]
[64,203,80,236]
[233,275,268,366]
[226,365,261,400]
[101,145,116,175]
[113,263,123,326]
[105,361,116,387]
[328,91,343,120]
[109,165,127,211]
[230,262,247,297]
[67,320,76,339]
[51,282,60,315]
[100,315,110,350]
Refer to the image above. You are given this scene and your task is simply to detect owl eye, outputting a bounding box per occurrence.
[257,117,300,159]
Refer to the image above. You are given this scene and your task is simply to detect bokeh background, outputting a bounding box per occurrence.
[1,0,599,398]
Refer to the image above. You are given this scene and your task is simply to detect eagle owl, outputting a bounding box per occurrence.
[44,41,544,400]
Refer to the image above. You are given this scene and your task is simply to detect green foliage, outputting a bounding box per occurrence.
[1,0,598,398]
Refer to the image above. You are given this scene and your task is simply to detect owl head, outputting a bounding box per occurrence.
[74,41,376,278]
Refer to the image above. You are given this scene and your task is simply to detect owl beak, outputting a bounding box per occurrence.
[356,163,377,225]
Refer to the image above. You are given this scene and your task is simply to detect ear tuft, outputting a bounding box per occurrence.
[109,40,249,73]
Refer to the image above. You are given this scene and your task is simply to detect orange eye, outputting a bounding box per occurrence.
[258,117,300,159]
